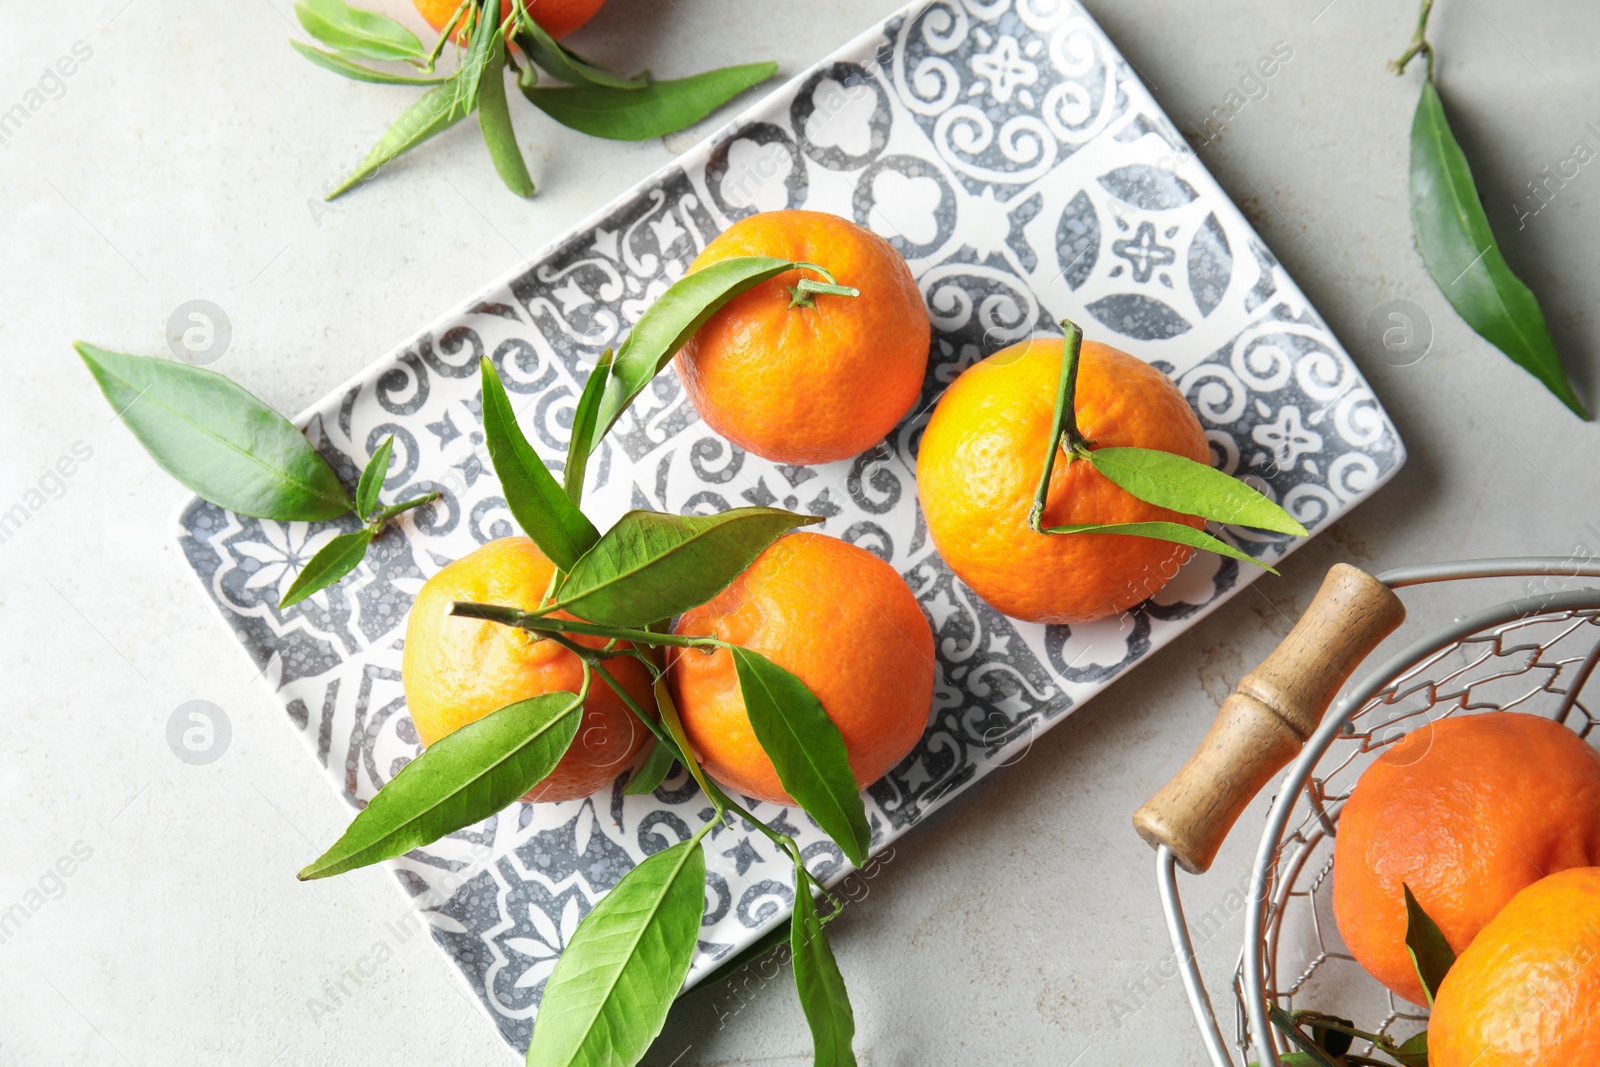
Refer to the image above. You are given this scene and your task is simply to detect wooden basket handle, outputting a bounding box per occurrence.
[1133,563,1405,875]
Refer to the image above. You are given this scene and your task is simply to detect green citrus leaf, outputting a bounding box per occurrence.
[792,881,857,1067]
[1044,520,1277,572]
[1087,447,1308,536]
[585,256,804,454]
[480,357,600,571]
[476,30,535,197]
[1411,79,1586,418]
[621,735,676,795]
[355,434,395,519]
[1395,1030,1430,1066]
[293,0,424,60]
[1403,883,1456,1007]
[521,61,778,141]
[327,76,471,199]
[525,839,706,1067]
[555,507,821,626]
[290,40,449,84]
[298,690,582,880]
[731,646,871,866]
[280,528,373,608]
[76,344,352,521]
[562,349,613,504]
[452,0,500,114]
[653,674,715,801]
[512,14,648,90]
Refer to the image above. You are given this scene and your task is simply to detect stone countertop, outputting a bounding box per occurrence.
[3,0,1597,1063]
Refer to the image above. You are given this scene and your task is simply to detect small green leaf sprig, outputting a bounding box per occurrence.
[75,344,438,610]
[281,436,440,607]
[1262,1008,1429,1067]
[1391,0,1587,418]
[293,0,780,199]
[1029,319,1307,570]
[280,260,860,1066]
[80,257,868,1064]
[1251,886,1446,1066]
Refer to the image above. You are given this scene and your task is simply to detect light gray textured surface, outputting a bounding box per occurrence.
[2,1,1596,1064]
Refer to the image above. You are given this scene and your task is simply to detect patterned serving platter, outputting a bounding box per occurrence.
[175,0,1404,1052]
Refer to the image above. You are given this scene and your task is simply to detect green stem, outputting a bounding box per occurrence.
[687,813,719,848]
[787,262,861,309]
[572,657,593,704]
[418,0,472,71]
[1027,318,1089,533]
[450,601,729,651]
[538,634,681,759]
[778,837,845,922]
[1290,1015,1407,1056]
[1389,0,1435,76]
[577,652,841,910]
[538,616,726,650]
[369,491,440,532]
[448,600,562,630]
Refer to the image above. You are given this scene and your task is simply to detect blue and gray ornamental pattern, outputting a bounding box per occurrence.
[176,0,1401,1050]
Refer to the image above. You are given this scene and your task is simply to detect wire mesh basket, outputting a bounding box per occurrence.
[1133,557,1600,1067]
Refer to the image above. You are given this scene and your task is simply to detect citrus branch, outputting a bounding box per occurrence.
[1289,1014,1411,1057]
[450,601,729,651]
[526,628,841,910]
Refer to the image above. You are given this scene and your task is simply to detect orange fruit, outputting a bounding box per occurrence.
[1429,866,1600,1065]
[401,536,655,802]
[675,210,931,466]
[915,336,1209,624]
[668,532,934,805]
[1331,711,1600,1006]
[413,0,603,42]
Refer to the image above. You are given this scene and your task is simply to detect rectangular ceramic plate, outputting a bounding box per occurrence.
[175,0,1404,1052]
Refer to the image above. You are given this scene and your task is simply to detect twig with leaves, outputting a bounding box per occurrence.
[293,0,779,199]
[78,258,870,1066]
[1251,885,1447,1066]
[80,254,1310,1067]
[75,344,438,607]
[298,288,872,1062]
[1029,320,1308,568]
[1391,0,1586,418]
